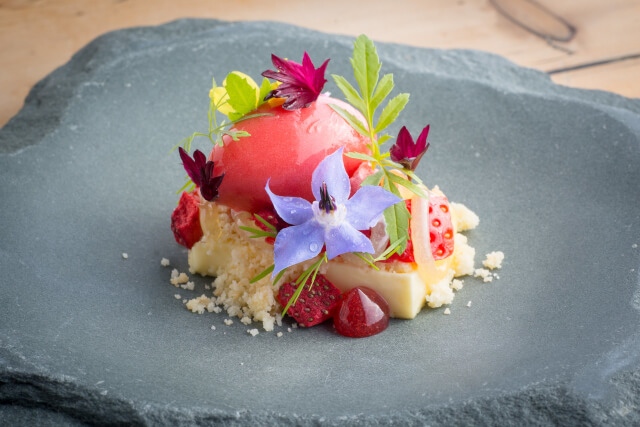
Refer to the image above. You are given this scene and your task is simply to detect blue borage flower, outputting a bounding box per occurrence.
[265,148,402,277]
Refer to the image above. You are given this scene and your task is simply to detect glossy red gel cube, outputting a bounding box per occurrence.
[334,287,390,338]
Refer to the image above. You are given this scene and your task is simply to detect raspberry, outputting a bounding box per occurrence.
[170,191,203,249]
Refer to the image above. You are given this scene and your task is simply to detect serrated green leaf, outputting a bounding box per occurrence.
[351,34,381,101]
[345,152,377,163]
[382,177,410,254]
[375,93,409,133]
[228,111,244,121]
[332,74,365,111]
[382,158,404,169]
[329,104,369,137]
[360,170,384,187]
[387,172,429,199]
[225,72,258,115]
[258,77,272,106]
[370,73,394,113]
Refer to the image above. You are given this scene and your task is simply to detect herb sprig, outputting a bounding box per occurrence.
[330,34,428,254]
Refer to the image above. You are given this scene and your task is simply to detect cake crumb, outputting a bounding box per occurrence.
[292,323,298,329]
[633,243,638,249]
[224,319,234,326]
[444,308,451,315]
[170,270,189,286]
[466,301,472,308]
[181,281,195,291]
[247,329,259,337]
[122,253,128,259]
[451,279,464,291]
[240,316,252,325]
[205,284,211,290]
[277,332,283,338]
[210,325,216,330]
[174,294,181,300]
[287,327,292,333]
[474,268,493,282]
[160,258,170,267]
[182,299,187,304]
[483,251,505,270]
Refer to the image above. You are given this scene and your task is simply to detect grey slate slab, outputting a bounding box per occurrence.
[1,19,639,425]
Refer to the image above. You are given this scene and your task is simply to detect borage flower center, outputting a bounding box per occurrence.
[312,202,347,228]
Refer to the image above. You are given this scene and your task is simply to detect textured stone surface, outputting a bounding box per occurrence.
[1,19,639,425]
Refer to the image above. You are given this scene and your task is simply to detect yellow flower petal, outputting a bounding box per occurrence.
[212,86,234,116]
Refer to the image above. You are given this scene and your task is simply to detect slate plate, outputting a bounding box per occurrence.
[1,19,640,425]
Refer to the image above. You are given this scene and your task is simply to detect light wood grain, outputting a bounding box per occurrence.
[1,0,638,127]
[551,57,640,97]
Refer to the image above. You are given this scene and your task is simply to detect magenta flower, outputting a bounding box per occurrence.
[265,148,402,277]
[178,147,224,201]
[389,125,431,171]
[262,52,329,110]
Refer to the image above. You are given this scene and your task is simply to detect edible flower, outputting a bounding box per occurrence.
[179,147,225,201]
[389,125,431,171]
[262,52,329,110]
[266,148,401,276]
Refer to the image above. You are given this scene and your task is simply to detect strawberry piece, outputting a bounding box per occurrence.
[277,275,342,327]
[171,191,203,249]
[254,207,287,245]
[383,200,415,263]
[428,194,454,260]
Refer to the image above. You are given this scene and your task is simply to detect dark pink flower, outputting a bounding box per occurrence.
[389,125,430,171]
[262,52,329,110]
[179,147,224,201]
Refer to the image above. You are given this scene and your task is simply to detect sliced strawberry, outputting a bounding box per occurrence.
[428,194,454,260]
[277,275,342,327]
[383,200,415,263]
[171,191,203,249]
[254,207,287,245]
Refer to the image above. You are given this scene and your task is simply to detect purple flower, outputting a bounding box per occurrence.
[179,147,225,201]
[265,148,402,276]
[389,125,430,171]
[262,52,329,110]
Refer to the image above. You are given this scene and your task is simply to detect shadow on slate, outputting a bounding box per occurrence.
[1,19,639,425]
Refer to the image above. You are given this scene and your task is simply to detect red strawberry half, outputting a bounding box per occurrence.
[171,191,203,249]
[428,194,454,260]
[277,275,342,327]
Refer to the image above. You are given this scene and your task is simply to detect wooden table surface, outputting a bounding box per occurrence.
[1,0,638,128]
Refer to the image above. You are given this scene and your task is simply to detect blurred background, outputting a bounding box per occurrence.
[1,0,638,128]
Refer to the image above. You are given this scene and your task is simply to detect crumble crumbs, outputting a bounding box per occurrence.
[122,253,128,259]
[247,329,259,336]
[161,258,170,267]
[483,251,505,270]
[224,319,234,326]
[466,301,472,308]
[443,308,451,315]
[277,332,283,338]
[170,269,189,286]
[474,268,493,282]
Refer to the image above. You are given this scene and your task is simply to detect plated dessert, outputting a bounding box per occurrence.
[170,35,496,337]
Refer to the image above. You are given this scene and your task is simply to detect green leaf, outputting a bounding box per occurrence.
[332,74,365,111]
[250,265,274,283]
[258,77,272,106]
[405,169,424,185]
[387,172,429,199]
[329,104,369,137]
[228,111,243,121]
[238,226,276,239]
[377,134,392,146]
[225,72,258,116]
[351,34,381,100]
[382,176,410,254]
[360,170,384,187]
[254,213,276,231]
[375,93,409,133]
[370,73,394,113]
[345,152,377,163]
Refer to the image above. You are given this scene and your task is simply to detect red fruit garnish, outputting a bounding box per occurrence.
[171,191,203,249]
[254,208,287,245]
[334,287,390,338]
[209,96,371,212]
[383,200,415,263]
[428,195,454,260]
[277,275,342,327]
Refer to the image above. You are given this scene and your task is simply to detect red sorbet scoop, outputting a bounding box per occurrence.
[209,96,371,212]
